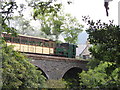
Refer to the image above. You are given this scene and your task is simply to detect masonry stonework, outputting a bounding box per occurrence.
[27,54,88,80]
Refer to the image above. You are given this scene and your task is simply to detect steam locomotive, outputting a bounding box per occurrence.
[2,32,77,58]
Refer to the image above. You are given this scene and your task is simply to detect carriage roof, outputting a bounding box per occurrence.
[2,32,54,42]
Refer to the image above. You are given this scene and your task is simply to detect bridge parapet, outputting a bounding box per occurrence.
[26,54,88,62]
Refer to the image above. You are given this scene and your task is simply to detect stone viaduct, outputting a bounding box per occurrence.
[27,54,88,80]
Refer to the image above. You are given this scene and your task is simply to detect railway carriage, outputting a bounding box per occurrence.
[2,32,77,58]
[2,32,55,55]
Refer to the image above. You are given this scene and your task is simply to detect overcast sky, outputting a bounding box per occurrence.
[63,0,118,24]
[17,0,119,25]
[60,0,119,44]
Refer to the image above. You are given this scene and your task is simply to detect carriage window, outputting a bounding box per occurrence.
[36,41,42,46]
[33,41,35,45]
[50,43,53,48]
[29,39,35,45]
[39,42,43,46]
[44,42,49,47]
[4,36,11,42]
[13,37,20,43]
[29,40,32,45]
[21,38,29,44]
[50,43,55,48]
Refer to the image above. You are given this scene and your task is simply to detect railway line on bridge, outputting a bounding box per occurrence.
[26,53,88,62]
[2,32,88,80]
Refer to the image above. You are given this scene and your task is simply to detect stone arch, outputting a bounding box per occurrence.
[62,67,82,79]
[35,66,48,79]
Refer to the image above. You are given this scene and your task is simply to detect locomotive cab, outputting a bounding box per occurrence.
[54,43,77,58]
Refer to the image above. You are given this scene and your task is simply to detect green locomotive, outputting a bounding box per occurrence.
[55,43,77,58]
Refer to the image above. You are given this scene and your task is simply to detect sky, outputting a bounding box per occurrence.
[60,0,119,44]
[63,0,118,24]
[10,0,120,26]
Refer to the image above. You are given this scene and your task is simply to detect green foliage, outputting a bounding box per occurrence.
[1,42,46,89]
[12,16,34,35]
[1,23,17,35]
[35,10,65,40]
[32,1,62,19]
[0,1,17,35]
[31,1,83,43]
[0,1,46,88]
[80,62,120,88]
[63,14,83,44]
[0,38,3,89]
[0,1,18,22]
[65,78,81,89]
[31,1,63,40]
[45,79,67,88]
[85,19,120,64]
[79,17,120,89]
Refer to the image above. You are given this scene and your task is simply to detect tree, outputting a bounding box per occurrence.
[0,1,46,89]
[84,17,120,65]
[80,62,120,88]
[0,1,18,35]
[62,14,83,44]
[11,16,34,35]
[40,12,65,40]
[31,1,83,43]
[31,1,63,40]
[79,17,120,88]
[1,42,46,89]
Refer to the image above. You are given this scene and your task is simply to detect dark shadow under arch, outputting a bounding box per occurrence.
[63,67,82,79]
[63,67,82,89]
[35,66,48,79]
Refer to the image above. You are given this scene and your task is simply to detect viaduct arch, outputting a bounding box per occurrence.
[27,54,88,80]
